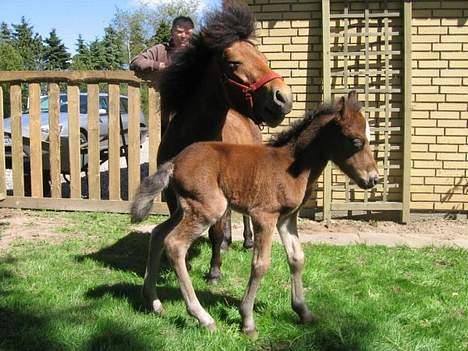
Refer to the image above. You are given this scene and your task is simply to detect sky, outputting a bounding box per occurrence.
[0,0,220,55]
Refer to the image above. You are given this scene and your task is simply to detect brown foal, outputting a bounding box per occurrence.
[131,92,379,335]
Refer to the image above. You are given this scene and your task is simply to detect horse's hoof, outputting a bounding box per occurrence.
[300,311,316,324]
[204,271,221,285]
[243,238,254,249]
[220,239,231,252]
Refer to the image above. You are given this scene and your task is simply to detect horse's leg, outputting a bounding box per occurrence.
[165,214,222,330]
[142,210,182,314]
[162,185,177,214]
[277,213,314,324]
[220,208,232,251]
[242,215,254,249]
[240,214,276,336]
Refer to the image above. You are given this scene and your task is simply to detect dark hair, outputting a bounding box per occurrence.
[172,16,194,30]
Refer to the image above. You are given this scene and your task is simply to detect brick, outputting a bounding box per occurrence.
[445,128,468,136]
[412,193,440,202]
[413,18,441,25]
[414,127,445,136]
[435,202,464,211]
[441,1,468,9]
[268,28,298,36]
[413,152,436,160]
[450,61,468,69]
[437,120,467,128]
[413,77,432,85]
[259,44,284,52]
[412,43,432,51]
[441,86,468,94]
[412,177,425,185]
[265,52,291,60]
[446,94,468,102]
[437,153,466,161]
[429,144,459,152]
[432,77,462,86]
[437,169,466,177]
[418,60,448,69]
[443,161,468,169]
[437,136,466,144]
[267,21,292,29]
[432,43,462,51]
[412,111,431,119]
[415,94,446,102]
[412,168,436,177]
[425,177,456,185]
[412,119,436,127]
[411,202,434,210]
[412,69,440,77]
[262,36,290,44]
[414,160,443,168]
[412,185,435,193]
[411,144,428,152]
[433,9,461,18]
[412,35,440,43]
[291,37,310,44]
[413,102,438,111]
[459,145,468,152]
[413,51,440,60]
[435,185,465,193]
[412,85,439,94]
[418,26,448,35]
[441,35,468,43]
[436,104,466,112]
[261,4,291,12]
[440,52,467,60]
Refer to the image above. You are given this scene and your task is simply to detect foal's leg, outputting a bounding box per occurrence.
[277,213,314,324]
[165,215,218,330]
[207,219,226,283]
[142,211,182,313]
[242,215,254,249]
[240,214,276,336]
[220,208,232,251]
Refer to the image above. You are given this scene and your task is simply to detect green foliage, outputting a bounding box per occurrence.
[101,26,124,70]
[43,29,71,70]
[11,16,44,70]
[70,35,93,70]
[1,211,467,351]
[148,21,171,47]
[0,22,12,43]
[0,42,24,70]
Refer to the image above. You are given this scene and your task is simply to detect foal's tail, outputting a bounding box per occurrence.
[130,161,174,223]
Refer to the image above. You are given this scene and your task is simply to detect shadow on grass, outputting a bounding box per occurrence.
[85,282,241,313]
[76,230,207,277]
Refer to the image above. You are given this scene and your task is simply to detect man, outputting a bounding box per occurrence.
[130,16,194,74]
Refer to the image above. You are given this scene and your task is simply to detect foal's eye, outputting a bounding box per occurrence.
[352,138,363,150]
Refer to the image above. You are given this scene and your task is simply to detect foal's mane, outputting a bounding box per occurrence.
[268,105,338,147]
[159,3,256,115]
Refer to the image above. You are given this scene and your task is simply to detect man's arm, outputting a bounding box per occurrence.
[130,44,167,72]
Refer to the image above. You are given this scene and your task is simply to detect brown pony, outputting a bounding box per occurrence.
[131,91,379,335]
[157,3,292,282]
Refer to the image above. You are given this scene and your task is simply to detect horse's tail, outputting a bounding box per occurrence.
[130,161,175,223]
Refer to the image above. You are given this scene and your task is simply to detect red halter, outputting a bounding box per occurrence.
[224,70,283,125]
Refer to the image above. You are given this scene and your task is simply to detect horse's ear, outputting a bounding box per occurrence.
[348,90,357,101]
[336,96,346,117]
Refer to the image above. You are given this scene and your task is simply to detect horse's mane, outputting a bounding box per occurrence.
[159,2,256,115]
[268,105,338,147]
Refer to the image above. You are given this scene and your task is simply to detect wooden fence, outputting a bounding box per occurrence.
[0,71,168,214]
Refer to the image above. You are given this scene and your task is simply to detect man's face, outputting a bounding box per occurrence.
[171,22,193,48]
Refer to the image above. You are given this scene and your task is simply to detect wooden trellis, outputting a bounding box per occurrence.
[321,0,412,222]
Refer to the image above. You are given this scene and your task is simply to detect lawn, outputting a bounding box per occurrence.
[0,211,467,351]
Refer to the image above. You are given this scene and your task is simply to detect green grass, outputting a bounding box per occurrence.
[1,211,467,351]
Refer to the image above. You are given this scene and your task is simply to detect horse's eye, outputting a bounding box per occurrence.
[353,138,363,150]
[227,61,240,69]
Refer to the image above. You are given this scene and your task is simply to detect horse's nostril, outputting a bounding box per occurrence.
[274,90,286,105]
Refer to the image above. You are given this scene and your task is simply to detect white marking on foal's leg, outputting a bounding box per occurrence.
[277,214,314,324]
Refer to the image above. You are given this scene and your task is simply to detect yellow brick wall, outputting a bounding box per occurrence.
[246,0,468,213]
[412,1,468,212]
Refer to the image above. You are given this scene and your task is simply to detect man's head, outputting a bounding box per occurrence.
[171,16,194,48]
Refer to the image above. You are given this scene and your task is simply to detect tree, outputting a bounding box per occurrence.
[0,43,23,70]
[0,22,12,43]
[43,29,71,70]
[111,0,199,65]
[71,35,92,70]
[101,26,124,69]
[11,17,43,70]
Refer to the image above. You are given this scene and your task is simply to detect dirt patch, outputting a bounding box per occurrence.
[0,208,68,252]
[1,208,467,251]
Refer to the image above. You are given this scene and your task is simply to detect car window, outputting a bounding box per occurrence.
[40,97,49,112]
[59,95,68,113]
[120,98,128,113]
[99,97,108,113]
[79,95,87,114]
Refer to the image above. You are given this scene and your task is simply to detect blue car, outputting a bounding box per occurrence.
[3,93,148,174]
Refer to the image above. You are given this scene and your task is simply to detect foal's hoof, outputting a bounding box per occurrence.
[243,238,254,249]
[242,327,258,338]
[146,299,164,315]
[204,271,221,285]
[203,322,217,332]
